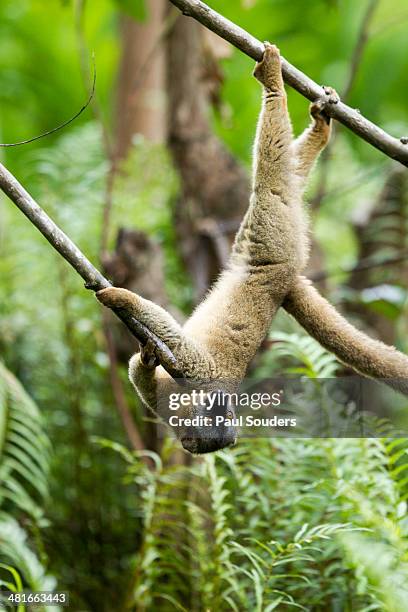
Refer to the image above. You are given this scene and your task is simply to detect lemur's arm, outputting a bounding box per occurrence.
[292,88,339,189]
[284,277,408,395]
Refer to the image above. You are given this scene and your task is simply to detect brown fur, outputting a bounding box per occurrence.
[284,278,408,394]
[97,44,408,452]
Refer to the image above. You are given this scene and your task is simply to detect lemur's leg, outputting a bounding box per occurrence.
[232,44,299,268]
[293,87,339,190]
[96,288,213,377]
[252,43,294,200]
[97,287,182,347]
[233,44,300,269]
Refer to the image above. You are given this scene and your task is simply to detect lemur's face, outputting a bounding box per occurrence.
[180,388,238,454]
[160,384,238,454]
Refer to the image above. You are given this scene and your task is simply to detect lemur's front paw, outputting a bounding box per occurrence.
[96,287,139,309]
[253,42,283,92]
[310,87,340,125]
[140,339,159,369]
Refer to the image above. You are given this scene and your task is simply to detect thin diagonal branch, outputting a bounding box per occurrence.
[311,249,408,282]
[75,1,152,453]
[0,161,185,380]
[169,0,408,167]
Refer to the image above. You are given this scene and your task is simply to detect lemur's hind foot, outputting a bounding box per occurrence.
[96,286,140,310]
[253,43,284,95]
[310,86,340,126]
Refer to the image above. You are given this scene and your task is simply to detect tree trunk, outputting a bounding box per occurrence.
[115,1,167,159]
[166,15,250,301]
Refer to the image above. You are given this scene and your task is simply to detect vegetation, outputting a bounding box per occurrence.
[0,0,407,610]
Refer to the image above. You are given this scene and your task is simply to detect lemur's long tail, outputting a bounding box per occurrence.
[283,277,408,395]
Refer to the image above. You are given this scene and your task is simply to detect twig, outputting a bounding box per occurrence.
[311,249,408,282]
[308,161,385,207]
[0,62,96,148]
[168,0,408,166]
[75,0,112,158]
[342,0,379,101]
[0,161,185,380]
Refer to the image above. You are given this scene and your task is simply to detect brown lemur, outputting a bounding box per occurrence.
[97,44,408,453]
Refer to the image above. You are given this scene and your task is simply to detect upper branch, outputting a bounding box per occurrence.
[0,162,184,380]
[169,0,408,167]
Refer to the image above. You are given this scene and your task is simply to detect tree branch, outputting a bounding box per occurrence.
[169,0,408,167]
[0,161,185,380]
[311,250,408,283]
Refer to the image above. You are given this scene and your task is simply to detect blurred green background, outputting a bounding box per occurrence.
[0,0,408,610]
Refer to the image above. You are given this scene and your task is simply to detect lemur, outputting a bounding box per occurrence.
[97,44,408,453]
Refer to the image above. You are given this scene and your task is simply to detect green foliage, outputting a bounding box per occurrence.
[0,563,24,612]
[0,122,187,610]
[0,1,407,609]
[108,434,408,610]
[0,362,50,521]
[0,516,56,595]
[99,339,408,611]
[385,438,408,503]
[270,332,340,378]
[0,363,56,609]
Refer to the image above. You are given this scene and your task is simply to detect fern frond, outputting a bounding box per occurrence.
[270,332,340,378]
[0,514,55,593]
[0,362,50,521]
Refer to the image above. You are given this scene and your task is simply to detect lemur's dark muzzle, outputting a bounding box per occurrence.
[181,431,236,454]
[180,391,238,454]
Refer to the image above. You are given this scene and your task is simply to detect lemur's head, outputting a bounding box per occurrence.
[180,388,237,454]
[160,381,238,454]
